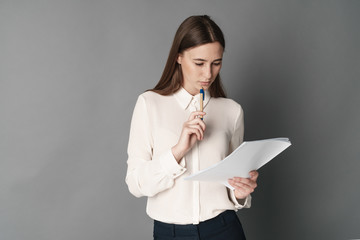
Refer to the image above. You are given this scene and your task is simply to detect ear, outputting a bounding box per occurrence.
[177,53,183,64]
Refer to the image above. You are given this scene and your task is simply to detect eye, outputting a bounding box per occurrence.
[213,62,222,66]
[195,62,204,66]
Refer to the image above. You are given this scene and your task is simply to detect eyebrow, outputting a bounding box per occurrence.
[193,58,222,62]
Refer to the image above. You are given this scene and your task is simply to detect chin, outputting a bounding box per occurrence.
[199,83,212,90]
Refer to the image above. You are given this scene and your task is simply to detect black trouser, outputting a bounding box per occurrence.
[153,210,246,240]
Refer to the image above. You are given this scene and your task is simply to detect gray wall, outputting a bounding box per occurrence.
[1,0,359,239]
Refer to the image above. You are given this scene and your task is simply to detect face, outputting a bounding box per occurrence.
[177,42,224,95]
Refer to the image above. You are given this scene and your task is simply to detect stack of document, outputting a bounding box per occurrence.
[184,138,291,189]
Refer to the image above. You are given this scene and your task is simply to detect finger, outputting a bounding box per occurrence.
[231,177,257,189]
[227,179,237,188]
[232,175,257,185]
[187,118,206,131]
[229,179,257,199]
[187,125,204,140]
[233,180,254,190]
[188,111,206,120]
[228,180,254,197]
[184,127,202,140]
[249,170,259,181]
[231,177,248,183]
[229,180,255,193]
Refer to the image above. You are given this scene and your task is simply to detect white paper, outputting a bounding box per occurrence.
[184,138,291,189]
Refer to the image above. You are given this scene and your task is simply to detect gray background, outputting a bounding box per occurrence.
[1,0,359,239]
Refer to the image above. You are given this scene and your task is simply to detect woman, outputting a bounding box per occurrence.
[126,15,258,240]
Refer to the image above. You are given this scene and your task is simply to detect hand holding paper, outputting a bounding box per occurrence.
[228,170,259,199]
[184,138,291,189]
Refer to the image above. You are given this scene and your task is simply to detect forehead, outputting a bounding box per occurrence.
[184,42,224,59]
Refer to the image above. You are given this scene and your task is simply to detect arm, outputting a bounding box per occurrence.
[227,105,253,209]
[125,95,186,198]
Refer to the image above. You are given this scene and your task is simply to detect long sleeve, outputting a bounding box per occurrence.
[125,95,186,198]
[228,104,252,209]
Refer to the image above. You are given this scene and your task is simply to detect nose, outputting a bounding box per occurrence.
[203,64,212,80]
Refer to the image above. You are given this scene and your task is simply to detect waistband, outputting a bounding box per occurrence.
[154,210,239,235]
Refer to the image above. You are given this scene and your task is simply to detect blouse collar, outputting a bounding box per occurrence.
[173,87,211,110]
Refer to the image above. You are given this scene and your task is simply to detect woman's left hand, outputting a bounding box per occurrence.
[228,170,259,200]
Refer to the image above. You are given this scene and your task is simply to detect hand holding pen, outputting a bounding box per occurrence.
[171,111,206,162]
[171,89,206,162]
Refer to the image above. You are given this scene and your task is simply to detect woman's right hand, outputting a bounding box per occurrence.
[171,111,206,162]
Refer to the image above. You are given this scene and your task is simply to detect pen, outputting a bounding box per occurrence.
[200,88,204,120]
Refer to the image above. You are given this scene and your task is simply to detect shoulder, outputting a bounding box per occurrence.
[211,97,243,115]
[136,91,173,110]
[138,90,171,101]
[138,90,158,100]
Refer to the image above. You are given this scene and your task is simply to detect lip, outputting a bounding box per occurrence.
[200,82,211,86]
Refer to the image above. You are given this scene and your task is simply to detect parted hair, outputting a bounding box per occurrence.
[149,15,226,98]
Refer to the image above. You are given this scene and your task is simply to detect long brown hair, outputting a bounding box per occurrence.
[149,15,226,98]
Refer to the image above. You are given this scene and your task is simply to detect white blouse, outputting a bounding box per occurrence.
[125,87,251,225]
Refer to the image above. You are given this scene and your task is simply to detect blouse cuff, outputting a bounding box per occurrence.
[158,149,186,179]
[230,190,252,210]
